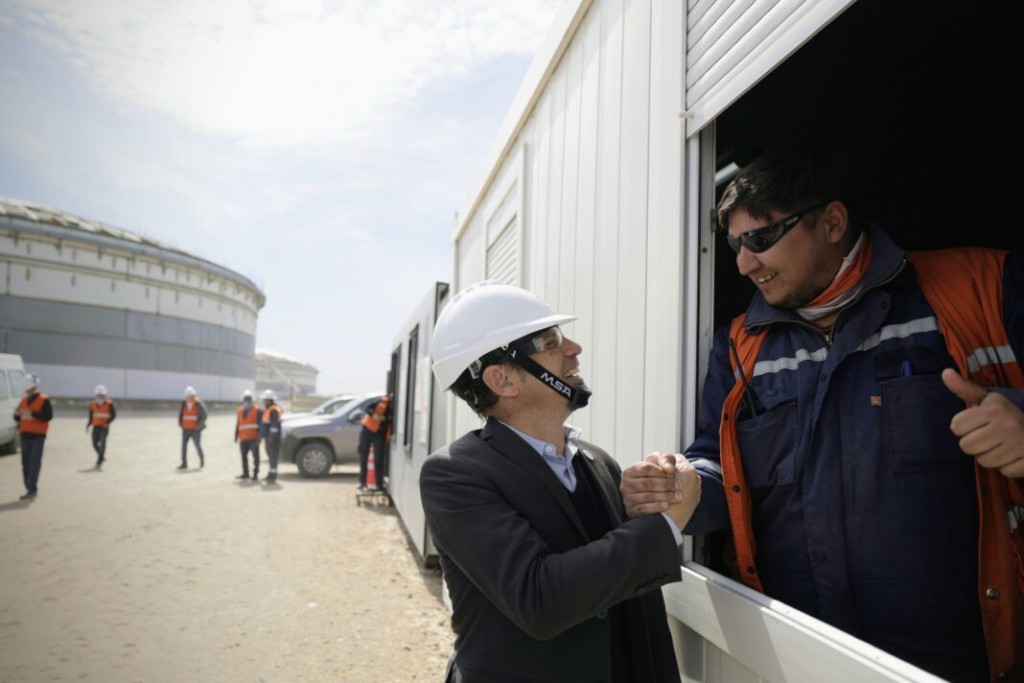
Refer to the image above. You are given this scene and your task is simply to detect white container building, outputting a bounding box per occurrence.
[387,282,450,566]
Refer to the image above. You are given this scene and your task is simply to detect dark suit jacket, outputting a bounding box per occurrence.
[420,419,682,682]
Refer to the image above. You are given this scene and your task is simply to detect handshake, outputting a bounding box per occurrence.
[620,453,702,530]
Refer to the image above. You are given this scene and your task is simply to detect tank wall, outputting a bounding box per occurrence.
[0,214,262,401]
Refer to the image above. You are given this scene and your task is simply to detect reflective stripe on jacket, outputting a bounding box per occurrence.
[180,401,200,429]
[236,405,260,442]
[721,246,1023,681]
[18,393,50,435]
[91,400,113,427]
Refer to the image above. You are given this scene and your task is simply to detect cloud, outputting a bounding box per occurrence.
[9,0,561,150]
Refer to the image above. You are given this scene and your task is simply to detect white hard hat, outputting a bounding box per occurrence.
[261,389,276,401]
[431,281,576,390]
[184,386,197,397]
[95,384,108,395]
[21,373,40,392]
[241,389,253,400]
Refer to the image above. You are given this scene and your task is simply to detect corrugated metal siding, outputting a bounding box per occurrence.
[684,0,853,132]
[485,219,520,286]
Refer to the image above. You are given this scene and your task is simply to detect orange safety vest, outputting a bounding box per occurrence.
[262,403,283,425]
[361,396,389,434]
[180,401,200,429]
[91,400,113,427]
[722,248,1024,681]
[236,405,260,442]
[18,393,50,435]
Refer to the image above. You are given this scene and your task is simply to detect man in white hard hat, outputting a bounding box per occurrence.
[260,389,283,482]
[421,281,700,682]
[14,373,53,499]
[234,389,261,480]
[86,384,117,469]
[177,386,207,469]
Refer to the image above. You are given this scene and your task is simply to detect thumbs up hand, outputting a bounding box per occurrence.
[942,368,1024,478]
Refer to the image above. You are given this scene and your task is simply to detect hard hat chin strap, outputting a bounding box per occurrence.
[507,349,592,410]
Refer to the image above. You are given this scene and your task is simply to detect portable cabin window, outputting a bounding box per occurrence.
[696,0,1024,571]
[403,326,419,448]
[388,346,401,453]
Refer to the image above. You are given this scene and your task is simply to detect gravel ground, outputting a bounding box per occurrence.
[0,412,455,683]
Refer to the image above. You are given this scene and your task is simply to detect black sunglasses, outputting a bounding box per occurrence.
[725,201,831,254]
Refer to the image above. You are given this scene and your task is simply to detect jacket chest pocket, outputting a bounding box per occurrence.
[879,375,968,472]
[874,345,969,473]
[736,391,799,489]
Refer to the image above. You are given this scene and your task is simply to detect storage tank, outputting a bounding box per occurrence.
[0,196,265,401]
[254,347,318,399]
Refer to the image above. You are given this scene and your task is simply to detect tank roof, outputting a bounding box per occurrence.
[0,195,263,299]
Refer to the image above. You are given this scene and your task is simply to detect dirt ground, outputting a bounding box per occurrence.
[0,412,455,683]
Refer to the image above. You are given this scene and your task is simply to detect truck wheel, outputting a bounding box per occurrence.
[295,442,333,478]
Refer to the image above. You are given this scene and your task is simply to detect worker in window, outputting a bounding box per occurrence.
[622,142,1024,682]
[421,281,700,682]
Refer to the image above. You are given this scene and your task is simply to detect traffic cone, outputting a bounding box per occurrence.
[366,446,377,489]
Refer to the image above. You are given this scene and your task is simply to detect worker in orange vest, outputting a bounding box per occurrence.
[177,386,207,470]
[234,389,261,480]
[14,373,53,500]
[357,394,391,492]
[259,389,283,482]
[86,384,117,469]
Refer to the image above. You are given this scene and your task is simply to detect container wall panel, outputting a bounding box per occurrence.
[611,0,652,461]
[642,0,685,451]
[590,0,626,451]
[557,40,583,316]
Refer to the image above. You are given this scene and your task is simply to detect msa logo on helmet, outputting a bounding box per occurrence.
[539,371,572,398]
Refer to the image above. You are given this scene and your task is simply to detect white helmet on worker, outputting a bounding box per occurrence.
[94,384,107,396]
[431,280,590,409]
[21,373,40,392]
[241,389,253,400]
[261,389,276,402]
[184,386,197,397]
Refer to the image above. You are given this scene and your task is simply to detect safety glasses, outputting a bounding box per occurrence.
[468,327,565,379]
[527,326,563,353]
[725,201,831,254]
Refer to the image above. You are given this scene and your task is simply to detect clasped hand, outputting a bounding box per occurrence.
[620,453,701,530]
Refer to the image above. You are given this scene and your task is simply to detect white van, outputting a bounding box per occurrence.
[0,353,26,455]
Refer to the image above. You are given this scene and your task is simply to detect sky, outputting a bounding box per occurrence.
[0,0,562,395]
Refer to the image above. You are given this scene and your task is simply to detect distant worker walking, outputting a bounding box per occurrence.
[260,390,282,483]
[86,384,116,469]
[235,389,261,480]
[357,394,390,492]
[177,386,207,470]
[14,373,53,500]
